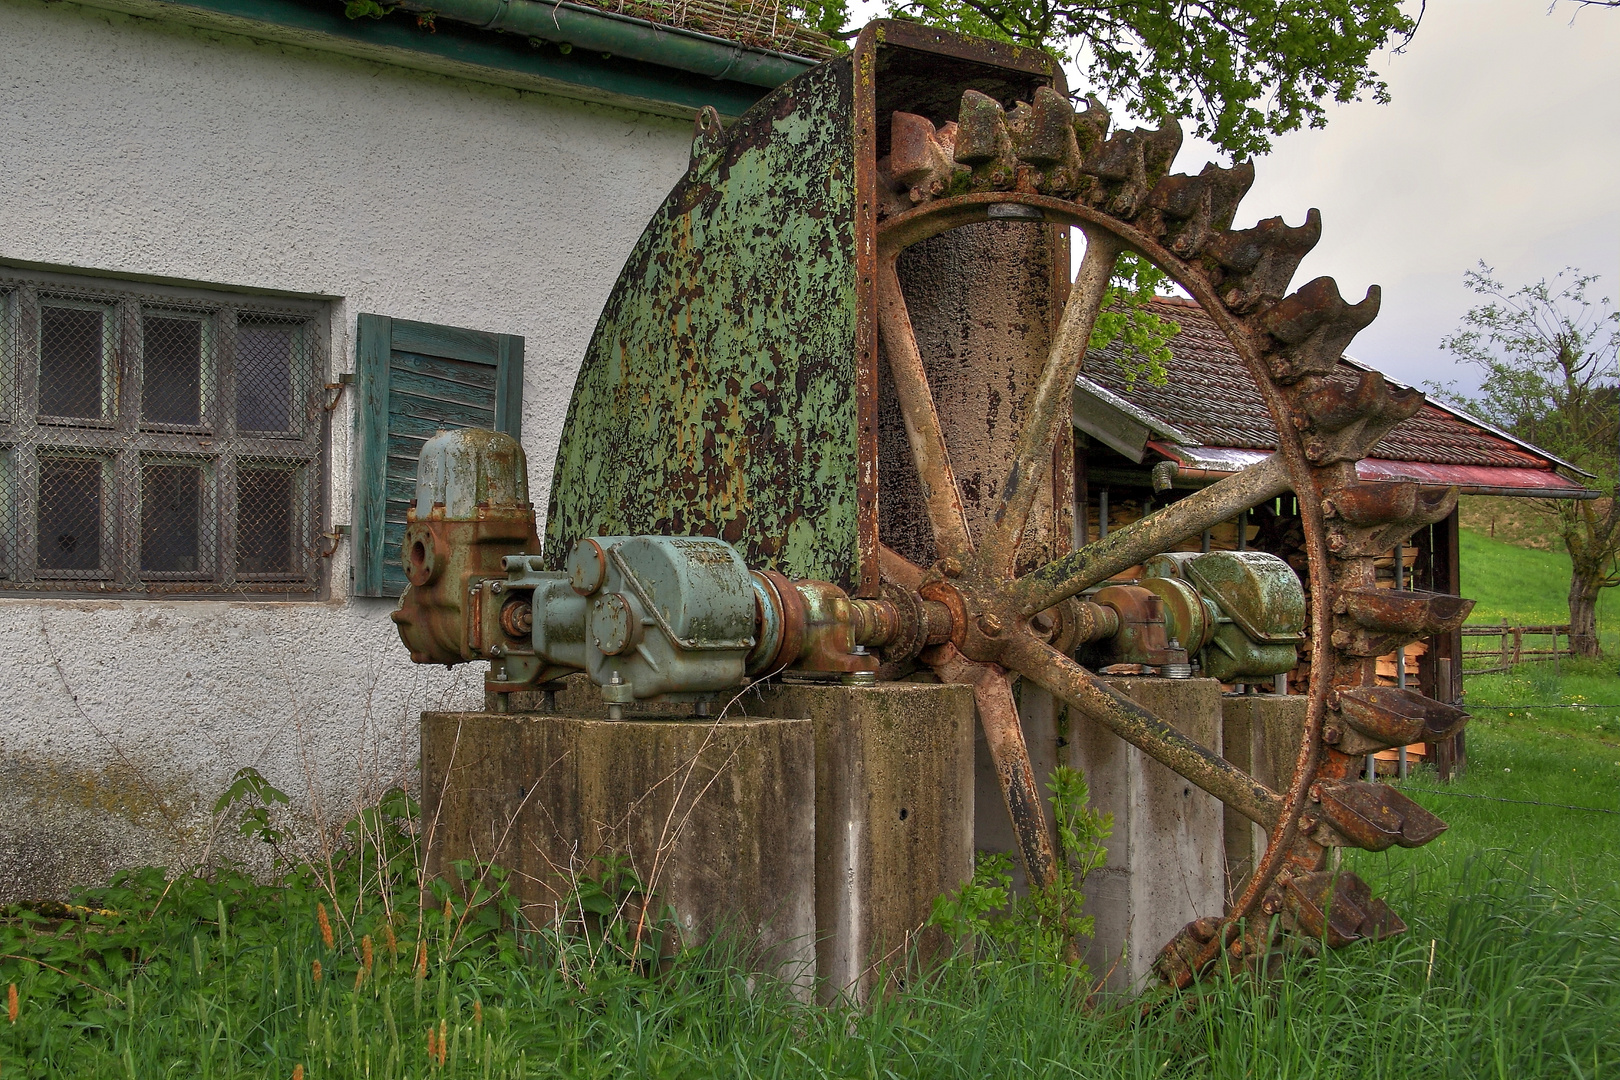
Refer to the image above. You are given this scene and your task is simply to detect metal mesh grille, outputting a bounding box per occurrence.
[0,272,325,597]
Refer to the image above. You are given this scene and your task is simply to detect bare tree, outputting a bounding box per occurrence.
[1431,264,1620,656]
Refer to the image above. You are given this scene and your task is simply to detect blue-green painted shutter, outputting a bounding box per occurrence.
[352,315,524,597]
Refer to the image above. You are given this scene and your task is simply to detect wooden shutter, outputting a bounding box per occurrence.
[352,314,523,597]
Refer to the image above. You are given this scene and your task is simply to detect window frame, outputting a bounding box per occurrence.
[0,267,330,599]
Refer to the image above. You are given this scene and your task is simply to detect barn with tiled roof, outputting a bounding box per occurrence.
[1071,297,1596,775]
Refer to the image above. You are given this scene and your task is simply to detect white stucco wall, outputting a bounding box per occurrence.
[0,0,694,896]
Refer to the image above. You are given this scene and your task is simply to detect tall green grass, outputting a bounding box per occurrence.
[6,771,1620,1078]
[5,856,1618,1077]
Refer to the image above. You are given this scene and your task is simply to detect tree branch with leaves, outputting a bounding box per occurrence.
[1429,264,1620,656]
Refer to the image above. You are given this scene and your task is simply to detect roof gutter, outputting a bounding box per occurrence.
[392,0,818,88]
[1155,460,1602,500]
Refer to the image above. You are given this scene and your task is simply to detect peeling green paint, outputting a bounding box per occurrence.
[545,57,863,589]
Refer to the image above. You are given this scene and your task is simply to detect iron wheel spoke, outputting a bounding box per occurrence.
[1000,632,1282,829]
[876,256,976,561]
[1010,453,1291,616]
[972,231,1122,579]
[929,645,1058,890]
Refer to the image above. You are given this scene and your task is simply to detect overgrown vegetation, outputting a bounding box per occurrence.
[929,765,1112,970]
[7,712,1620,1077]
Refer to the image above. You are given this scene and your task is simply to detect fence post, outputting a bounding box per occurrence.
[1435,656,1456,781]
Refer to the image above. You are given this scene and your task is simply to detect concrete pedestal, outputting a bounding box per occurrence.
[754,682,975,1004]
[1220,692,1307,900]
[420,709,818,986]
[977,678,1228,992]
[421,678,975,1003]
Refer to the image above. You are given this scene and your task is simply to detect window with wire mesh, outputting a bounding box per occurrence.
[0,271,326,596]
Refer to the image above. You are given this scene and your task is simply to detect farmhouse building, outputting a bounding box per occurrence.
[1075,296,1596,769]
[0,0,827,899]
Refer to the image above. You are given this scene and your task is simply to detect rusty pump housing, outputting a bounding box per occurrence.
[395,429,1306,712]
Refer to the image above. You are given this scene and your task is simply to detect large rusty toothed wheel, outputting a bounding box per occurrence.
[870,88,1475,984]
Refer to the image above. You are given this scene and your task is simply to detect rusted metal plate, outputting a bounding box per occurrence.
[1284,870,1404,948]
[1312,779,1447,850]
[545,58,863,587]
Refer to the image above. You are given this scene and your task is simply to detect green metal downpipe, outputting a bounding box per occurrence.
[393,0,819,88]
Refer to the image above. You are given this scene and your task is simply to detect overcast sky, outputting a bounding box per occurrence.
[853,0,1620,395]
[1204,0,1620,395]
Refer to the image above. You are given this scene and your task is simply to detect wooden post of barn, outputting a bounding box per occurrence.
[1434,656,1456,781]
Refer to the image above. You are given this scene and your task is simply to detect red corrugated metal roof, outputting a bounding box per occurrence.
[1091,298,1593,495]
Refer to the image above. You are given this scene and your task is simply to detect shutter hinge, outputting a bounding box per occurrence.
[317,523,351,559]
[324,371,356,412]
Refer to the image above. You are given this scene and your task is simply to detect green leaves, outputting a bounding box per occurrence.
[928,764,1112,974]
[1092,252,1179,390]
[214,767,291,848]
[880,0,1415,157]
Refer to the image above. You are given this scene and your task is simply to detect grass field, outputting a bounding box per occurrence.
[1459,527,1618,630]
[1,528,1617,1078]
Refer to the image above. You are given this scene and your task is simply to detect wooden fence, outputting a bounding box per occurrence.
[1461,623,1574,674]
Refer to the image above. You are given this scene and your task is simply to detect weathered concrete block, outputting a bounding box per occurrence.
[440,678,974,1003]
[1220,692,1306,902]
[978,678,1227,992]
[752,682,975,1004]
[420,710,817,986]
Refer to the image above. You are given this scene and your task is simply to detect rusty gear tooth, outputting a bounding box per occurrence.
[1141,120,1182,186]
[1081,120,1180,219]
[1013,86,1078,167]
[1204,160,1255,231]
[1005,87,1085,196]
[1332,685,1470,756]
[1319,478,1458,558]
[1284,870,1405,946]
[888,111,944,187]
[1312,780,1448,851]
[1141,160,1255,258]
[1146,171,1212,219]
[953,89,1016,189]
[953,89,1009,163]
[1259,277,1380,382]
[1322,479,1452,528]
[1332,586,1474,657]
[1209,209,1321,274]
[1141,172,1212,254]
[885,110,961,209]
[1298,369,1425,463]
[1206,209,1321,312]
[1071,95,1111,156]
